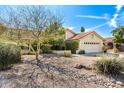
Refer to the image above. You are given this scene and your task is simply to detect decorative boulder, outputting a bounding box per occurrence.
[74,64,84,69]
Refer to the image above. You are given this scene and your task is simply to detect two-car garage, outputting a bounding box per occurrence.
[80,42,102,53]
[78,32,104,53]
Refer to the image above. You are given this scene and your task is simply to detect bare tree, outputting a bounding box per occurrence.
[19,6,62,61]
[0,7,23,45]
[9,8,23,45]
[0,6,63,61]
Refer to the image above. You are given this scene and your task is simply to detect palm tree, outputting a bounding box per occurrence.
[112,26,124,44]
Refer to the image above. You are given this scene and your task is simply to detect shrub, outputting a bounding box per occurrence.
[63,51,71,57]
[41,44,52,54]
[78,50,85,54]
[95,58,123,75]
[0,43,21,70]
[43,38,64,50]
[31,41,53,54]
[66,41,79,54]
[113,47,118,53]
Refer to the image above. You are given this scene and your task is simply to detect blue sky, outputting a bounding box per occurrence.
[0,5,124,38]
[48,5,124,38]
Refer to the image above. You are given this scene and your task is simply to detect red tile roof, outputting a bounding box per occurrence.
[104,37,113,43]
[66,29,104,40]
[71,31,94,40]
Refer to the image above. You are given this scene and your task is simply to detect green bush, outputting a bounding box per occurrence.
[31,40,53,54]
[43,38,64,50]
[66,41,79,54]
[78,50,85,54]
[0,43,21,70]
[41,44,52,54]
[95,58,123,75]
[64,51,71,57]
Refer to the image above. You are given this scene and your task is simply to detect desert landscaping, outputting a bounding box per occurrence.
[1,5,124,88]
[0,54,124,88]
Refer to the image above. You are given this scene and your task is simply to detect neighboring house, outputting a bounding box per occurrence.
[104,37,124,52]
[104,37,113,44]
[104,37,114,53]
[65,29,105,53]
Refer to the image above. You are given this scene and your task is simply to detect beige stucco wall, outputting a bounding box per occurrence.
[65,31,75,40]
[79,33,103,53]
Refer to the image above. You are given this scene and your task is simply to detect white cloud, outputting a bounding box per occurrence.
[116,5,123,12]
[76,14,108,20]
[109,5,123,28]
[109,18,117,28]
[114,13,118,18]
[76,5,123,29]
[67,27,74,30]
[86,22,109,31]
[109,13,118,28]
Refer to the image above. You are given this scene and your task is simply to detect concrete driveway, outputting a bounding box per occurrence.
[71,54,100,67]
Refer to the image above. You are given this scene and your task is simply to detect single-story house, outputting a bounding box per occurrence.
[104,37,124,52]
[65,29,105,53]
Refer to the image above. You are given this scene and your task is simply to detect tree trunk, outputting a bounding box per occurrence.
[36,51,39,61]
[17,29,21,46]
[36,39,40,62]
[28,40,31,52]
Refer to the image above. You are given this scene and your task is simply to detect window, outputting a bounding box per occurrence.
[84,42,100,45]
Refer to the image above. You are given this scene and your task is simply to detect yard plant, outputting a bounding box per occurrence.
[0,43,21,70]
[40,44,52,54]
[63,51,71,57]
[95,57,124,75]
[66,40,79,54]
[112,26,124,44]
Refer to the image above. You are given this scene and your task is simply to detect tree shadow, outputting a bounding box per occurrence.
[42,54,57,58]
[110,72,124,84]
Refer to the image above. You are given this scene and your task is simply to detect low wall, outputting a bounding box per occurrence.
[119,52,124,58]
[53,50,71,56]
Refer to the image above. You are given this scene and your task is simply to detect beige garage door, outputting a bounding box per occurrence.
[82,42,102,53]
